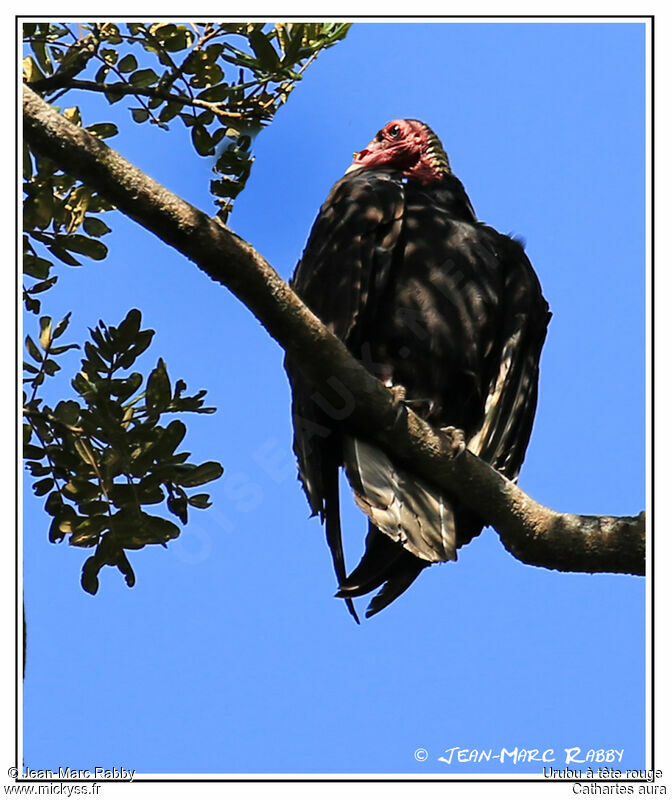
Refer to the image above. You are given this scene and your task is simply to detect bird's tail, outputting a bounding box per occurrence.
[336,523,429,617]
[338,436,457,616]
[342,436,457,563]
[323,460,360,624]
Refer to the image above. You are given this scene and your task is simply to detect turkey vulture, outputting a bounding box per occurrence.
[284,119,550,621]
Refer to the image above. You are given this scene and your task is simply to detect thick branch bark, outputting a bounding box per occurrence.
[22,85,645,577]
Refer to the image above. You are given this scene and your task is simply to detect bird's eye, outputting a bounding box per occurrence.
[389,124,401,138]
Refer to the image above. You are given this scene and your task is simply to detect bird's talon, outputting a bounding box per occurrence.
[403,397,435,419]
[385,384,408,428]
[389,384,407,404]
[440,426,466,458]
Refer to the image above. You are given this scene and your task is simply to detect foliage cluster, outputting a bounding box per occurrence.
[24,309,222,593]
[22,21,350,590]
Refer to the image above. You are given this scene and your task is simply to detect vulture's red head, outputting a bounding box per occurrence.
[346,119,451,184]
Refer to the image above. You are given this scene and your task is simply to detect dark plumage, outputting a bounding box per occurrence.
[284,119,550,620]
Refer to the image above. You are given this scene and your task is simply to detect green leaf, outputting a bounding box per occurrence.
[47,244,81,267]
[280,25,304,64]
[49,516,67,544]
[139,483,165,505]
[138,513,180,544]
[57,234,108,260]
[71,514,109,539]
[149,95,165,111]
[148,22,176,39]
[191,62,224,89]
[166,27,193,51]
[131,107,150,123]
[104,85,124,104]
[108,484,139,509]
[117,330,154,369]
[24,190,54,229]
[23,255,52,280]
[81,555,101,594]
[24,444,45,460]
[23,55,45,83]
[197,83,233,103]
[116,551,136,587]
[44,491,63,516]
[204,43,224,61]
[117,54,138,73]
[195,109,214,127]
[53,400,80,426]
[52,312,72,339]
[187,493,212,509]
[248,30,280,71]
[116,309,142,343]
[85,122,119,139]
[101,23,122,44]
[47,442,79,472]
[191,125,214,156]
[62,479,101,502]
[78,500,110,516]
[71,372,95,398]
[26,461,51,478]
[49,343,79,355]
[88,324,112,355]
[167,493,188,524]
[175,461,223,488]
[158,101,183,123]
[43,359,60,376]
[39,316,52,350]
[180,111,199,128]
[146,358,171,412]
[210,178,243,200]
[28,277,58,295]
[110,373,143,401]
[129,68,159,87]
[25,335,43,363]
[219,48,258,71]
[100,48,119,65]
[26,461,50,477]
[83,340,108,372]
[33,477,55,496]
[23,144,33,180]
[82,217,112,237]
[62,106,82,126]
[95,64,110,83]
[153,420,187,459]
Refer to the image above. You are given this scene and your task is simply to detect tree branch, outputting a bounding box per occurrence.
[26,31,100,92]
[53,79,263,122]
[22,84,645,577]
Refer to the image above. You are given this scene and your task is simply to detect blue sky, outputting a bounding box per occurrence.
[22,21,647,776]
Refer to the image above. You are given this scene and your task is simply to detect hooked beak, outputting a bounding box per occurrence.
[345,148,371,174]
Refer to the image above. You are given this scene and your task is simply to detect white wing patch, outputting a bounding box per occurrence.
[467,333,518,457]
[342,436,457,563]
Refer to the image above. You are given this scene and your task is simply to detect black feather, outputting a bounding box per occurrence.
[285,139,549,618]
